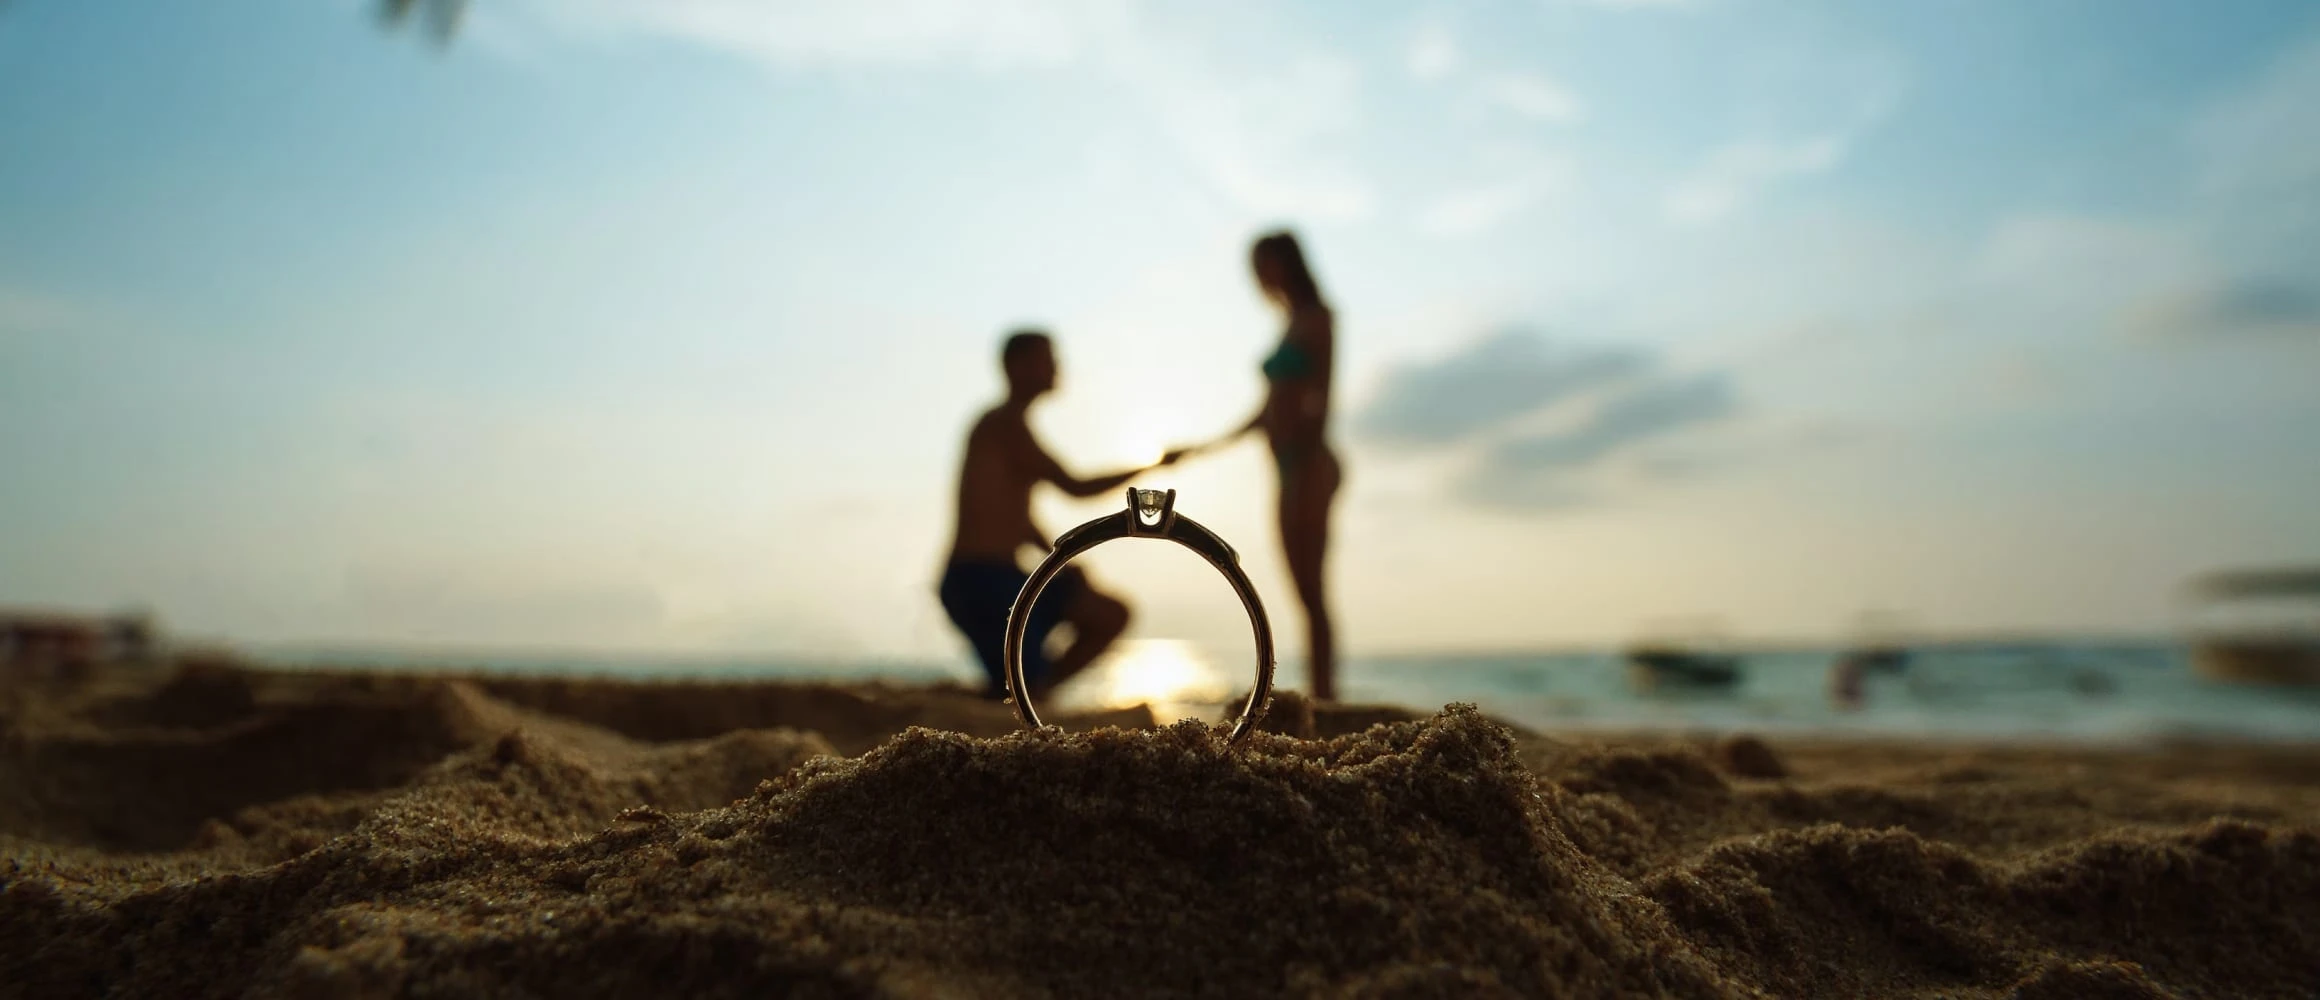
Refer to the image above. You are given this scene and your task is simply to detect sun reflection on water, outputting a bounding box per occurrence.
[1066,638,1232,723]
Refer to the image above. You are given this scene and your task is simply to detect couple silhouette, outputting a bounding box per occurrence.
[938,231,1343,704]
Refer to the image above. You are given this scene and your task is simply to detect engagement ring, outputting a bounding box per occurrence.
[1004,488,1277,742]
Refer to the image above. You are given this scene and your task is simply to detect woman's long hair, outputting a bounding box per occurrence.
[1251,230,1323,310]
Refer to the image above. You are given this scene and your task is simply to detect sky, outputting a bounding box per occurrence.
[2,0,2317,667]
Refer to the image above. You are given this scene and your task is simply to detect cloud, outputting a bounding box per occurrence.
[1406,21,1459,82]
[1658,64,1901,225]
[1112,42,1375,221]
[2199,278,2320,328]
[2183,35,2320,308]
[1662,134,1847,224]
[525,0,1117,71]
[1414,165,1565,237]
[1952,40,2320,352]
[1454,371,1737,509]
[1568,0,1693,9]
[2194,33,2320,212]
[1400,19,1581,125]
[1969,200,2315,344]
[1482,372,1735,470]
[1976,214,2190,285]
[2044,36,2320,346]
[2132,277,2320,341]
[1354,330,1743,510]
[1480,71,1585,124]
[1355,330,1647,445]
[506,0,1373,221]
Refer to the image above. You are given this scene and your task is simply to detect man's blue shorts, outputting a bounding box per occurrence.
[938,559,1084,696]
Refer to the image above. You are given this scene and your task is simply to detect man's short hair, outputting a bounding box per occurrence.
[1001,328,1051,367]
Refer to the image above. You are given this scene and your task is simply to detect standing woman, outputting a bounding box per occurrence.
[1182,230,1343,700]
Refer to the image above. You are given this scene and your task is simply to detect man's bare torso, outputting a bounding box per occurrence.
[948,404,1044,566]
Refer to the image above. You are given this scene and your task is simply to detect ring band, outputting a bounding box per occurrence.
[1005,488,1277,743]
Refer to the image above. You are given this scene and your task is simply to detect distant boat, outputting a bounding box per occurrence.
[1625,644,1743,692]
[1849,646,1913,673]
[1,607,160,683]
[2185,567,2320,686]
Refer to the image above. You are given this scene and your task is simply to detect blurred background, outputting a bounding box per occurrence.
[3,0,2316,739]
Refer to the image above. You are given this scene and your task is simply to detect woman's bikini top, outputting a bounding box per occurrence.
[1260,338,1316,382]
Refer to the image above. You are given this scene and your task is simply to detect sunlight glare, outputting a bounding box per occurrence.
[1117,420,1180,468]
[1086,638,1231,721]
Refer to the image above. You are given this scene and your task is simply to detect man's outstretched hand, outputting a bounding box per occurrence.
[1156,431,1243,468]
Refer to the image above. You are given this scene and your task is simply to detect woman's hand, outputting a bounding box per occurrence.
[1164,429,1240,465]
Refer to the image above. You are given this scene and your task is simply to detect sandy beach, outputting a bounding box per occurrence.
[4,661,2318,999]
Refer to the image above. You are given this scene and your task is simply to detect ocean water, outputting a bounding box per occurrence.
[264,638,2320,744]
[1338,643,2320,744]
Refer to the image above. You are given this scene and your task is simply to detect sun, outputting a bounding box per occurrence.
[1119,432,1169,469]
[1088,639,1231,720]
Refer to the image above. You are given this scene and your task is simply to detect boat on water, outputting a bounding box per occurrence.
[1624,644,1743,692]
[0,608,160,683]
[1623,616,1746,693]
[2185,566,2320,686]
[1849,646,1912,674]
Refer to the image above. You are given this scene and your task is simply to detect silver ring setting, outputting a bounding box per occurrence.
[1004,488,1278,743]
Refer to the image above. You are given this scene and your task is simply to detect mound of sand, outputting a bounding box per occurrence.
[4,664,2318,998]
